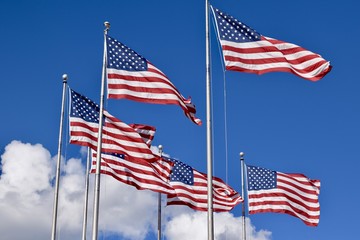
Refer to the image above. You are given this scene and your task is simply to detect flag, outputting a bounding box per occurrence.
[211,6,331,81]
[129,123,156,147]
[247,165,321,226]
[105,35,202,125]
[90,152,175,194]
[69,88,158,163]
[166,157,243,212]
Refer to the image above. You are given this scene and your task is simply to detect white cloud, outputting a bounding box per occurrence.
[96,176,159,239]
[0,140,54,240]
[163,209,272,240]
[0,141,272,240]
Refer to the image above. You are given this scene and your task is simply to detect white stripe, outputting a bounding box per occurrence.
[107,64,177,88]
[92,154,174,194]
[278,176,320,200]
[223,47,321,61]
[224,50,328,71]
[225,59,330,78]
[71,123,151,155]
[70,119,154,160]
[222,38,306,52]
[167,195,234,210]
[107,88,185,102]
[249,204,319,224]
[248,188,319,209]
[100,165,174,194]
[107,77,181,92]
[221,39,276,49]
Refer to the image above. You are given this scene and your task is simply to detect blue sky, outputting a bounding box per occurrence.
[0,0,359,239]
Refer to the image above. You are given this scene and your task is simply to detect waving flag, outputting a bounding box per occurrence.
[69,88,158,163]
[106,35,202,125]
[166,157,243,212]
[247,165,321,226]
[211,6,331,81]
[90,152,175,194]
[129,123,156,147]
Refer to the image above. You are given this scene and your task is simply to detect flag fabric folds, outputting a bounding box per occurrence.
[69,88,158,163]
[129,123,156,147]
[89,150,242,212]
[247,165,321,226]
[105,35,202,125]
[166,157,243,212]
[90,152,175,194]
[211,6,331,81]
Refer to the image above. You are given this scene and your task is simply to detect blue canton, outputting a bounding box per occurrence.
[70,89,100,123]
[212,7,261,43]
[247,165,276,190]
[106,35,148,71]
[164,157,194,185]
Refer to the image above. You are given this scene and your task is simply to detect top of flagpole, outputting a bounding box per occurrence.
[62,74,68,83]
[104,21,110,33]
[240,152,244,159]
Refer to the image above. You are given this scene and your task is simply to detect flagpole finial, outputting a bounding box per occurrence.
[240,152,245,159]
[158,145,163,157]
[62,74,68,83]
[104,21,110,32]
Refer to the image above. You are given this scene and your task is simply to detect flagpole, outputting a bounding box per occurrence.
[240,152,246,240]
[91,21,110,240]
[81,148,91,240]
[51,73,68,240]
[205,0,214,239]
[157,145,163,240]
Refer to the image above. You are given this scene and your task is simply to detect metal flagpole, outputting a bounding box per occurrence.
[51,73,68,240]
[157,145,163,240]
[240,152,246,240]
[81,148,91,240]
[91,21,110,240]
[205,0,214,239]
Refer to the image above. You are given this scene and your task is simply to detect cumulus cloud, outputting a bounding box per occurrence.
[163,208,271,240]
[0,141,271,240]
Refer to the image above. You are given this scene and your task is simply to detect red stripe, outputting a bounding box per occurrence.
[225,65,330,81]
[225,53,321,66]
[146,63,169,79]
[107,82,183,97]
[218,36,330,81]
[248,208,319,227]
[168,169,242,212]
[248,193,320,212]
[91,155,174,194]
[107,74,182,97]
[70,127,158,162]
[107,93,183,105]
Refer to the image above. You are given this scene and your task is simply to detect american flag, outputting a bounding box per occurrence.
[105,35,202,126]
[166,157,243,212]
[211,6,331,81]
[247,165,321,226]
[90,152,175,194]
[129,123,156,147]
[69,88,158,163]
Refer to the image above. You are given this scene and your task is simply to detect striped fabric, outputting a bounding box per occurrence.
[91,152,175,194]
[247,165,321,226]
[69,88,158,163]
[166,157,243,212]
[211,6,331,81]
[106,35,202,125]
